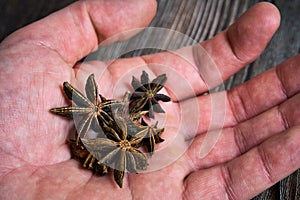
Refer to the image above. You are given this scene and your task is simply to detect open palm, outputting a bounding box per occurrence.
[1,1,299,199]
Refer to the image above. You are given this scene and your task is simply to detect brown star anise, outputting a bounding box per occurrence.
[50,72,170,188]
[139,119,164,155]
[67,133,108,175]
[81,113,148,188]
[129,71,171,118]
[50,74,123,142]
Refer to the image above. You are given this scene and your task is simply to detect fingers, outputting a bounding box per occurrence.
[185,92,300,171]
[227,54,300,123]
[141,2,280,99]
[184,91,300,198]
[184,126,300,199]
[204,2,281,68]
[183,54,300,168]
[180,53,300,139]
[201,2,280,82]
[1,0,157,65]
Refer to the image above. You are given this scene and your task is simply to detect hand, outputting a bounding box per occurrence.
[1,1,299,199]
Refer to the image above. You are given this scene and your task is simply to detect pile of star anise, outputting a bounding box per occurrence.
[50,71,171,188]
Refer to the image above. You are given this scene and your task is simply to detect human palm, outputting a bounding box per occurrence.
[1,1,300,199]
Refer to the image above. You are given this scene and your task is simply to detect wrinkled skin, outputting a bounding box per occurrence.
[1,1,300,199]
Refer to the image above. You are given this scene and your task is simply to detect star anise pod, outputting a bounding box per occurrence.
[129,71,171,118]
[67,134,108,175]
[139,119,164,155]
[50,74,123,142]
[50,71,170,189]
[81,113,148,188]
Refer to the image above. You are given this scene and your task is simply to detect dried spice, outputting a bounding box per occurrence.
[81,113,148,188]
[67,133,108,175]
[139,119,164,155]
[50,71,171,188]
[129,71,171,118]
[50,74,124,143]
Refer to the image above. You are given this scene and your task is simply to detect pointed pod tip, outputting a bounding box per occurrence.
[160,73,167,78]
[49,108,60,114]
[142,70,147,75]
[114,170,124,188]
[117,181,123,188]
[131,76,139,83]
[63,81,70,86]
[88,73,95,79]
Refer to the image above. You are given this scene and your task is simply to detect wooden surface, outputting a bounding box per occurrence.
[1,0,299,199]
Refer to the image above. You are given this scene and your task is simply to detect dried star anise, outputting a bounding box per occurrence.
[67,133,108,175]
[82,113,148,188]
[50,74,123,143]
[129,71,171,118]
[139,119,164,155]
[50,72,170,188]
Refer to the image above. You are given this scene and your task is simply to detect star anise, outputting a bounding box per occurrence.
[50,72,170,188]
[139,119,164,155]
[50,74,123,142]
[81,113,148,188]
[67,134,108,175]
[129,71,171,118]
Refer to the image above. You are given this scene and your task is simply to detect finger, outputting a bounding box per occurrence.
[76,2,280,101]
[140,2,280,99]
[184,126,300,199]
[0,0,157,65]
[185,92,300,171]
[227,54,300,123]
[180,54,300,138]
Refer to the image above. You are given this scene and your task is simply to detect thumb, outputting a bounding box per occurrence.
[1,0,157,65]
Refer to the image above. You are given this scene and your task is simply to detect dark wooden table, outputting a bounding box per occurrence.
[1,0,299,199]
